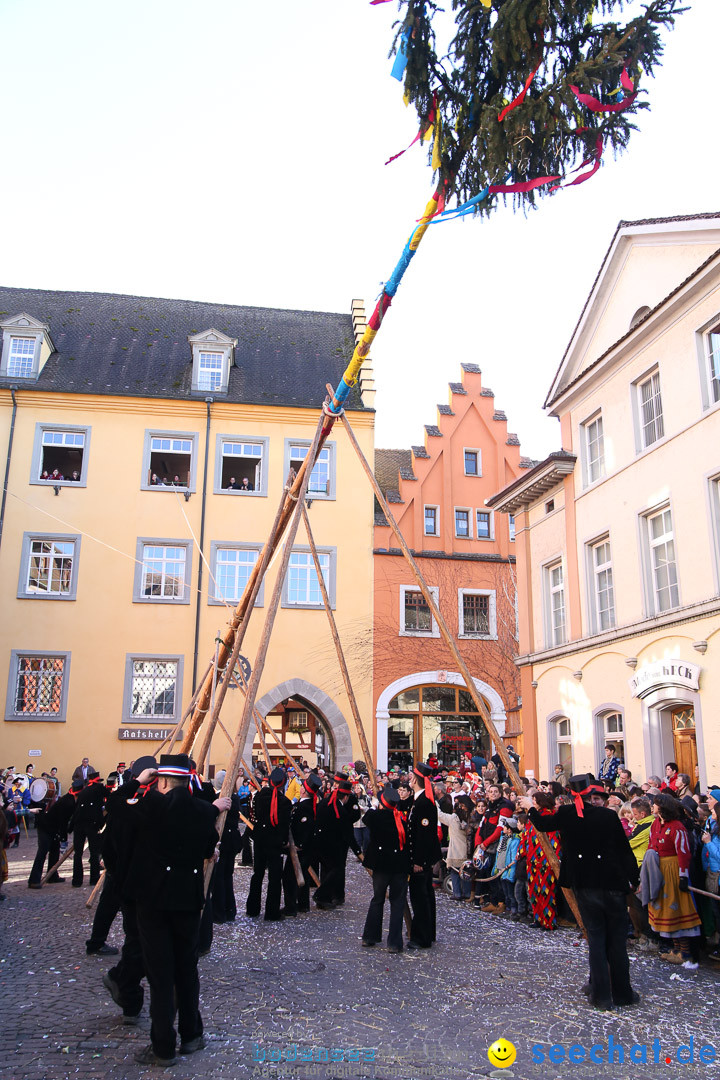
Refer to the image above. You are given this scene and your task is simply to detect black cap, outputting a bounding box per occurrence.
[413,762,432,779]
[157,754,191,777]
[270,767,287,787]
[569,773,604,795]
[131,755,158,778]
[381,784,400,806]
[303,773,323,794]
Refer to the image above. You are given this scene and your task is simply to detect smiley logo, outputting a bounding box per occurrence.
[487,1039,517,1069]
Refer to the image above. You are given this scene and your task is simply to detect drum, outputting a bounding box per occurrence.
[45,777,58,803]
[29,778,48,803]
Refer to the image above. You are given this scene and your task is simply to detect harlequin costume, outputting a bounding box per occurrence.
[518,811,560,929]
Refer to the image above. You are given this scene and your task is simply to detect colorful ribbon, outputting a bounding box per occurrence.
[391,28,411,82]
[498,58,543,123]
[550,134,603,190]
[570,67,637,113]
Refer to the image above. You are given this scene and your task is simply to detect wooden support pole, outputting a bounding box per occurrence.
[86,869,106,909]
[254,712,273,772]
[42,841,76,885]
[194,634,222,771]
[301,502,379,796]
[204,413,326,893]
[338,408,583,931]
[181,406,337,758]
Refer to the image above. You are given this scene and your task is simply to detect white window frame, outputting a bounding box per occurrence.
[454,507,472,539]
[463,448,482,477]
[209,542,264,607]
[543,559,566,647]
[30,423,91,488]
[123,654,184,723]
[424,505,440,537]
[475,509,494,541]
[133,538,192,604]
[548,714,574,776]
[581,411,605,486]
[508,514,516,542]
[708,471,720,596]
[0,314,53,381]
[639,503,680,615]
[399,584,440,638]
[18,533,81,601]
[188,329,235,394]
[281,546,337,610]
[141,430,199,492]
[5,650,71,723]
[586,535,615,633]
[457,588,497,640]
[696,314,720,412]
[214,433,269,497]
[197,351,225,392]
[632,367,665,452]
[283,439,336,500]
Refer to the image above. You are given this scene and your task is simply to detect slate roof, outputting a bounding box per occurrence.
[374,448,412,497]
[0,286,368,411]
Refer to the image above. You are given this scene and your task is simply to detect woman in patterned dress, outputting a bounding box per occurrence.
[518,791,561,929]
[648,793,701,967]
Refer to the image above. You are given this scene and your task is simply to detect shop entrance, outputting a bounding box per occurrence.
[387,683,493,771]
[671,706,697,779]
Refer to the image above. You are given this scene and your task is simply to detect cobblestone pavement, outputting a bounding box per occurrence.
[2,841,720,1080]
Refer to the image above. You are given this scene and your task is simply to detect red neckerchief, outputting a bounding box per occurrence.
[381,795,406,850]
[413,767,433,800]
[572,784,604,818]
[303,781,318,814]
[270,783,283,826]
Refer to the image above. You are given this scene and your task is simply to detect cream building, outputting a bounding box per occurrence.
[489,214,720,787]
[0,288,375,783]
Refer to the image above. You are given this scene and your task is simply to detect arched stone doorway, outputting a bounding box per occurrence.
[242,678,354,772]
[375,670,506,771]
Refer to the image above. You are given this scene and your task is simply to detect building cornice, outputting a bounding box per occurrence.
[515,594,720,668]
[487,451,576,513]
[0,389,374,426]
[374,547,515,565]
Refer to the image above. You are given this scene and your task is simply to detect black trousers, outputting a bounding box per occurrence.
[28,826,60,885]
[87,870,122,949]
[72,825,102,885]
[282,849,315,913]
[136,905,203,1059]
[408,867,436,947]
[313,850,344,905]
[246,845,283,919]
[575,887,635,1005]
[212,847,237,923]
[362,871,408,950]
[109,899,145,1017]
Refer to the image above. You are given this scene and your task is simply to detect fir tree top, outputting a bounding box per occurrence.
[389,0,685,211]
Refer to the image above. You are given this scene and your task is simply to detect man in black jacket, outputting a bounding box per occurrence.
[246,767,291,922]
[72,771,106,886]
[27,783,80,887]
[282,772,322,916]
[313,776,354,909]
[520,773,640,1011]
[407,762,442,949]
[361,784,410,953]
[127,754,230,1066]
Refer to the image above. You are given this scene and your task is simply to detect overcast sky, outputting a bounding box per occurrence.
[2,0,718,460]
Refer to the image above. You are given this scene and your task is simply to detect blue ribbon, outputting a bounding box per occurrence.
[391,28,410,82]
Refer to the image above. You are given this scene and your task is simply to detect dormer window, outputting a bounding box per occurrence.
[1,313,54,381]
[188,329,236,394]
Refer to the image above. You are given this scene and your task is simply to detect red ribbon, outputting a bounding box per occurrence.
[329,788,341,818]
[385,101,437,166]
[570,67,637,113]
[551,135,604,191]
[381,795,406,849]
[498,58,542,123]
[488,175,560,194]
[303,780,318,814]
[270,786,279,826]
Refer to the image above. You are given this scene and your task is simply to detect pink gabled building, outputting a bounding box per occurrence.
[372,363,536,772]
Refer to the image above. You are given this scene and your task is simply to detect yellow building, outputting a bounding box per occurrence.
[489,214,720,787]
[0,288,375,783]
